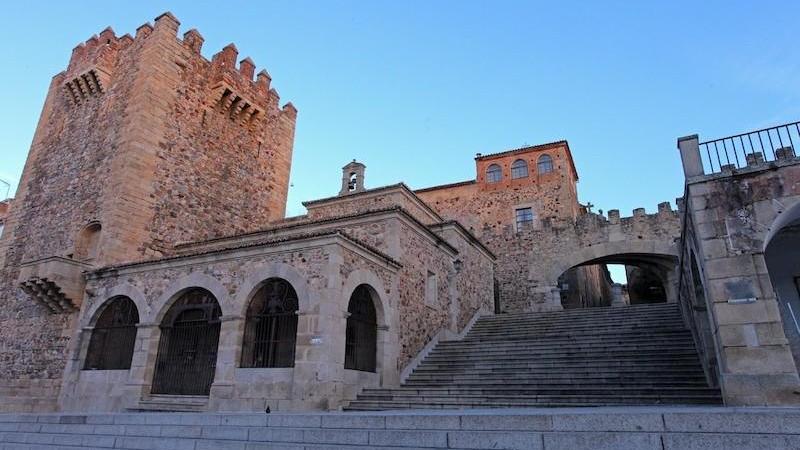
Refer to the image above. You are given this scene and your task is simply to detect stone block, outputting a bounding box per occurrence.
[385,414,460,430]
[447,430,543,449]
[196,439,247,450]
[551,413,663,432]
[714,300,781,325]
[245,443,304,450]
[321,414,385,429]
[542,431,661,450]
[201,425,250,440]
[159,425,202,438]
[725,345,798,374]
[664,411,800,434]
[368,429,448,447]
[303,428,369,445]
[460,414,551,431]
[663,432,800,450]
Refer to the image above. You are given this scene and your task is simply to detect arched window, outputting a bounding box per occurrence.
[344,285,377,372]
[75,222,102,261]
[537,154,554,174]
[84,296,139,370]
[486,164,502,183]
[241,278,299,368]
[152,288,222,396]
[511,159,528,179]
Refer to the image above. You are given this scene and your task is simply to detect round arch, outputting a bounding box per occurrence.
[340,269,389,328]
[83,282,148,328]
[235,262,311,317]
[153,273,230,324]
[545,240,679,284]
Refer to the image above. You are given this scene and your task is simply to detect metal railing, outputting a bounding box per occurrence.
[699,121,799,174]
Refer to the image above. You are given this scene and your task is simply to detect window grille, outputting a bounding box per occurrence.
[344,285,378,372]
[511,159,528,179]
[486,164,502,183]
[84,296,139,370]
[537,154,554,174]
[241,278,299,368]
[515,207,535,230]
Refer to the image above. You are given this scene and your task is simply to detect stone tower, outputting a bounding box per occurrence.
[0,12,296,410]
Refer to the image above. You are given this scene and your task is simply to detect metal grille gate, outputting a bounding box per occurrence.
[151,289,221,396]
[344,285,377,372]
[241,278,299,368]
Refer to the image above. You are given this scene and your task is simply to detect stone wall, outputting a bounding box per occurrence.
[676,134,800,405]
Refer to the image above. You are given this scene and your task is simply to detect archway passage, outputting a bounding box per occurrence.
[84,296,139,370]
[344,284,378,372]
[152,288,222,396]
[764,203,800,373]
[241,278,299,368]
[556,253,678,309]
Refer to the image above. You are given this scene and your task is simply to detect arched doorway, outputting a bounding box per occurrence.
[152,288,222,396]
[241,278,299,368]
[84,296,139,370]
[764,202,800,373]
[344,284,378,372]
[555,253,678,309]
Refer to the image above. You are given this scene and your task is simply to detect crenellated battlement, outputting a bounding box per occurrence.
[60,11,296,118]
[605,201,677,225]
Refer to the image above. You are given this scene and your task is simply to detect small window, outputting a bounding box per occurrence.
[425,271,438,307]
[511,159,528,179]
[537,154,554,174]
[515,207,535,231]
[75,222,102,261]
[486,164,502,183]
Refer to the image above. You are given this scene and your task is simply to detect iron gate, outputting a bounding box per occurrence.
[344,285,377,372]
[151,289,221,396]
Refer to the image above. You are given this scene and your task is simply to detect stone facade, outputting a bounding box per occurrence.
[416,142,682,312]
[0,13,295,411]
[676,134,800,406]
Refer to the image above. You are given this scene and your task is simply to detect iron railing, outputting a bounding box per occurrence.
[699,121,799,174]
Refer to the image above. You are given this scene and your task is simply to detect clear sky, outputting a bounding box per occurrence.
[1,1,798,219]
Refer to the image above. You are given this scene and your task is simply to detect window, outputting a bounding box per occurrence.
[424,271,438,307]
[511,159,528,179]
[241,278,299,368]
[486,164,502,183]
[84,296,139,370]
[515,207,535,231]
[75,222,102,261]
[344,285,378,372]
[537,154,554,174]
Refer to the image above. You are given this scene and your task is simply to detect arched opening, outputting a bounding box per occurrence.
[556,253,677,309]
[241,278,299,368]
[537,154,554,175]
[511,159,528,179]
[75,222,102,261]
[344,284,378,372]
[764,202,800,373]
[152,288,222,396]
[84,296,139,370]
[486,164,502,183]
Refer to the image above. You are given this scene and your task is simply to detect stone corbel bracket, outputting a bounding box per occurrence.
[211,83,263,127]
[63,67,112,105]
[17,256,93,313]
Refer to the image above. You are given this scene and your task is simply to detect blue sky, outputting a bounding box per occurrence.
[1,1,798,219]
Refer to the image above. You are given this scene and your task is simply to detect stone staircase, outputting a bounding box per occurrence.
[1,408,799,449]
[347,303,722,410]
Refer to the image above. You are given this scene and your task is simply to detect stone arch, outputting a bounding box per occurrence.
[546,239,679,284]
[340,269,389,328]
[152,272,230,324]
[83,283,148,328]
[235,262,311,317]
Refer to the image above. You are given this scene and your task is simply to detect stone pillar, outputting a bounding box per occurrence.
[123,322,158,408]
[208,315,244,410]
[678,134,704,178]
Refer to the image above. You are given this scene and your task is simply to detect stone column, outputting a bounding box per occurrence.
[209,315,244,410]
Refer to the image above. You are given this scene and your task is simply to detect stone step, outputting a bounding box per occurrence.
[426,344,699,358]
[359,386,722,396]
[406,372,708,383]
[438,331,694,346]
[466,324,687,337]
[472,314,684,329]
[482,303,680,319]
[463,327,690,340]
[2,408,799,449]
[404,377,710,386]
[418,356,704,369]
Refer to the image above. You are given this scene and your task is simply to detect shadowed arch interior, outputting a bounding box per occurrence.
[84,296,139,370]
[344,284,378,372]
[152,288,222,396]
[241,278,299,368]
